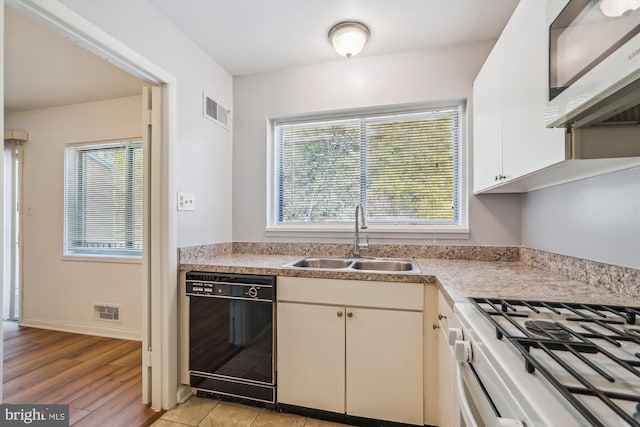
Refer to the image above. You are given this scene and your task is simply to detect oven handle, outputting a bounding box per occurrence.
[456,361,525,427]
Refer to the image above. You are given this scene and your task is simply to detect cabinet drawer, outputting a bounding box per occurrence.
[277,277,423,311]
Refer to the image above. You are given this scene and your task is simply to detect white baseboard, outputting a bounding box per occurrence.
[19,316,142,341]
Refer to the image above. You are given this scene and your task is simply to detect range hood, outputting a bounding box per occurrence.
[566,78,640,128]
[561,77,640,161]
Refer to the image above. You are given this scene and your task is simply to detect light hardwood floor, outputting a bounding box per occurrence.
[3,322,163,426]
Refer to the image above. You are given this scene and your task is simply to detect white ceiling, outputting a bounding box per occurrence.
[150,0,519,76]
[4,6,146,113]
[4,0,519,112]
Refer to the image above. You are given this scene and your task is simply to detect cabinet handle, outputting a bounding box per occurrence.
[337,311,343,317]
[347,312,353,318]
[432,323,440,330]
[438,313,447,320]
[494,174,507,181]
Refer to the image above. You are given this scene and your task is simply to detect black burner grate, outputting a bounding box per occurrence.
[469,297,640,427]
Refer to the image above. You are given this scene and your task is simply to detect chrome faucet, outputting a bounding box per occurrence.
[353,204,369,257]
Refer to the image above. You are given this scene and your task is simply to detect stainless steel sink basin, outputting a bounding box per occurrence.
[351,259,416,272]
[284,257,421,273]
[288,257,353,269]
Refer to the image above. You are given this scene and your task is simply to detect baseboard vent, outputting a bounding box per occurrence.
[93,303,120,322]
[203,92,230,130]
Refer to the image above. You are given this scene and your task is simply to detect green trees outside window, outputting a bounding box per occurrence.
[64,140,143,257]
[275,106,460,226]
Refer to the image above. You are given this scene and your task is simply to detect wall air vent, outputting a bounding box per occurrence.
[203,92,230,130]
[93,303,120,322]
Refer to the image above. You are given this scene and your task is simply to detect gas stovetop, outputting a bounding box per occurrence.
[469,298,640,427]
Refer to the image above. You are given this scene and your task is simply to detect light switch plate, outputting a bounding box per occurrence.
[177,192,195,211]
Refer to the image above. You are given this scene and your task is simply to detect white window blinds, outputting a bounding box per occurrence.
[275,106,460,225]
[64,141,143,257]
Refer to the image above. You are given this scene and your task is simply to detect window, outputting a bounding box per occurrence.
[273,105,462,229]
[64,140,143,257]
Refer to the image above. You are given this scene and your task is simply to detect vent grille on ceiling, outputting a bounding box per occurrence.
[203,92,230,130]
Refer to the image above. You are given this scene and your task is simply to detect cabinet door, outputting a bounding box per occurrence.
[346,308,424,425]
[501,0,565,179]
[473,41,504,192]
[277,302,345,413]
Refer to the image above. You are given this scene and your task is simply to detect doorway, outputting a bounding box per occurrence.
[2,1,177,410]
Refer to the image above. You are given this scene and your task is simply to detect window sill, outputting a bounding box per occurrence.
[265,224,469,240]
[62,255,143,264]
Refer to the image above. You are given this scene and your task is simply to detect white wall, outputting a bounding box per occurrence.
[5,96,144,338]
[522,167,640,269]
[61,0,234,247]
[233,42,521,245]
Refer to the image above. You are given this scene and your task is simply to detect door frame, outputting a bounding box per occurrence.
[2,0,179,410]
[3,138,23,322]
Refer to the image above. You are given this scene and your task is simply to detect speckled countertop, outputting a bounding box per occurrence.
[180,254,640,309]
[424,259,640,307]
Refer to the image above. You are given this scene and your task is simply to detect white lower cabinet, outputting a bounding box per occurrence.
[277,302,346,414]
[437,290,459,427]
[346,307,423,424]
[276,277,424,426]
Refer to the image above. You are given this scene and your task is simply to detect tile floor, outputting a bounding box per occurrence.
[151,397,353,427]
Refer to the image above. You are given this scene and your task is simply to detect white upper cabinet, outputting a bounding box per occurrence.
[472,42,504,191]
[473,0,640,193]
[501,1,567,180]
[473,0,566,193]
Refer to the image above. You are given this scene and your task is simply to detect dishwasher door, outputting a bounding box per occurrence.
[186,272,276,403]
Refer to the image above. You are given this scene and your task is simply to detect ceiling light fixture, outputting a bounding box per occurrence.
[328,21,370,58]
[599,0,640,17]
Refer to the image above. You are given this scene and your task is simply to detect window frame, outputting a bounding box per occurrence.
[266,102,469,240]
[63,139,144,260]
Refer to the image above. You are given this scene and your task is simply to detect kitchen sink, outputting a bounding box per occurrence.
[288,257,353,269]
[284,257,421,273]
[351,259,416,272]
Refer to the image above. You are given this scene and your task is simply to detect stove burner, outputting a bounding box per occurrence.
[471,298,640,427]
[525,320,572,340]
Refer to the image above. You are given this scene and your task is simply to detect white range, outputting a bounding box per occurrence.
[453,298,640,427]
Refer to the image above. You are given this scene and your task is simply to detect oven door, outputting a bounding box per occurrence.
[456,361,524,427]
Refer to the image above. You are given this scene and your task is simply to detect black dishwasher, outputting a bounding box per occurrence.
[186,271,276,403]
